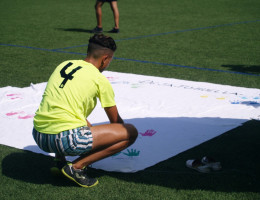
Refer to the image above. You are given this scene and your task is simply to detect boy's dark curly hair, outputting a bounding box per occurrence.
[88,34,117,52]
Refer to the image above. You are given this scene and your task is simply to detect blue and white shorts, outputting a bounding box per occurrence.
[32,126,93,156]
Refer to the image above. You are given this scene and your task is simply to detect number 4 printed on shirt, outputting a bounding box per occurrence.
[59,62,82,88]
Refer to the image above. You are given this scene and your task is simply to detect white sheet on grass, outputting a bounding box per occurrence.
[0,71,259,172]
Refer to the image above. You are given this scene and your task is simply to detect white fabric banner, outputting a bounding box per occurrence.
[0,71,259,172]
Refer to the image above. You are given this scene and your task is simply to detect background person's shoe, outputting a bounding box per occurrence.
[201,156,222,171]
[108,28,120,33]
[186,159,211,173]
[62,163,99,188]
[91,26,103,33]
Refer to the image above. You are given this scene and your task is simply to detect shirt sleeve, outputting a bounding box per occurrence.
[97,75,116,108]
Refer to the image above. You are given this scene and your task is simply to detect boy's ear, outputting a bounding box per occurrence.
[104,55,109,61]
[102,55,110,64]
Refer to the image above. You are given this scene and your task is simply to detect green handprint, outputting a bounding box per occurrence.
[123,149,140,157]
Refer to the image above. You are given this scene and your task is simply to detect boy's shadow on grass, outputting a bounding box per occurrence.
[1,148,76,187]
[2,120,260,192]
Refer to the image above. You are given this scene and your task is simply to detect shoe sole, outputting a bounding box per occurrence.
[186,160,211,173]
[61,168,99,188]
[201,157,222,171]
[205,163,222,171]
[186,165,211,173]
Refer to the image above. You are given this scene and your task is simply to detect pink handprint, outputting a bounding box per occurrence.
[6,111,24,116]
[5,111,34,119]
[6,94,23,100]
[139,129,157,136]
[106,76,118,82]
[18,115,35,119]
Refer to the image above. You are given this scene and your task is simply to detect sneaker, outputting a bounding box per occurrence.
[61,163,99,188]
[50,158,68,177]
[186,159,211,173]
[91,26,103,33]
[201,156,222,171]
[108,27,120,33]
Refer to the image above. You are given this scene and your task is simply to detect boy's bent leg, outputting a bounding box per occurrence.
[72,123,138,169]
[50,155,68,177]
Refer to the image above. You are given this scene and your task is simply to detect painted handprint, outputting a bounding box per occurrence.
[6,93,23,100]
[139,129,157,136]
[123,149,140,157]
[6,111,24,116]
[106,76,118,82]
[5,111,34,119]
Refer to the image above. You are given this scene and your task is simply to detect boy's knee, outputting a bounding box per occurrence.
[124,123,138,142]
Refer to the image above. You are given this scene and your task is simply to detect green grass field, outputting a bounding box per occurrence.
[0,0,260,199]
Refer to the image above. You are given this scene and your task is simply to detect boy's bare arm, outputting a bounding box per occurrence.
[104,105,124,124]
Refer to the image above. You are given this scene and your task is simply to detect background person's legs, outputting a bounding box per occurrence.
[110,1,119,29]
[95,1,104,28]
[72,123,138,169]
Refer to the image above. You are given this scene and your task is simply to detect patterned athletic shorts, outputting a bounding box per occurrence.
[32,126,93,156]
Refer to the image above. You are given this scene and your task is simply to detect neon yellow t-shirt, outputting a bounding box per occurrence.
[33,60,116,134]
